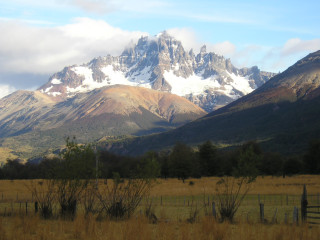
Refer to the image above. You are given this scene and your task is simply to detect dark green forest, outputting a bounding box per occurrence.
[1,139,320,180]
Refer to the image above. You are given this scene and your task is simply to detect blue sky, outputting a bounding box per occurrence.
[0,0,319,98]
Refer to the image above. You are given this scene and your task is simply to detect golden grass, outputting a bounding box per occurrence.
[0,214,319,240]
[0,175,319,204]
[0,175,319,239]
[151,175,320,196]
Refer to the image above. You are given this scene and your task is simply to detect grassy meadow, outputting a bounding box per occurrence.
[0,175,320,239]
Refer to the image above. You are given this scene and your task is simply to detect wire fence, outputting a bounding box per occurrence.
[0,192,319,224]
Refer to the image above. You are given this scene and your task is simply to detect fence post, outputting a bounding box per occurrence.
[26,201,28,215]
[301,185,307,223]
[272,208,278,223]
[35,202,38,214]
[259,203,264,223]
[293,207,299,225]
[258,194,261,204]
[286,195,288,205]
[284,213,288,224]
[212,201,216,219]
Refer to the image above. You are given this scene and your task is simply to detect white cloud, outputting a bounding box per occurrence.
[0,84,16,99]
[0,18,148,75]
[207,41,237,56]
[167,28,237,57]
[281,38,320,56]
[166,28,200,51]
[232,38,320,73]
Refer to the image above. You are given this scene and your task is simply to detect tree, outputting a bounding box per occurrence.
[136,153,161,179]
[198,141,219,176]
[233,141,261,178]
[55,137,96,219]
[259,152,284,176]
[304,140,320,174]
[169,142,195,182]
[2,159,24,179]
[283,157,303,175]
[159,151,170,179]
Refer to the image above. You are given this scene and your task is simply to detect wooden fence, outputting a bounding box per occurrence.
[301,185,320,225]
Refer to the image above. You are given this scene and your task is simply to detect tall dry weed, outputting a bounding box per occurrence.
[199,216,229,240]
[122,217,153,240]
[0,218,7,240]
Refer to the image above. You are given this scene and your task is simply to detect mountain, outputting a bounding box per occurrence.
[103,50,320,155]
[0,85,205,161]
[38,32,275,112]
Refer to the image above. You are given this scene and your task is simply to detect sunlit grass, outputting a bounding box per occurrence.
[0,175,320,239]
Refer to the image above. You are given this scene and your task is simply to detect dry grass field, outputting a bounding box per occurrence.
[0,175,319,239]
[0,215,319,240]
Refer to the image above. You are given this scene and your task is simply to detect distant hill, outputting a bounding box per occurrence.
[104,50,320,155]
[0,85,205,161]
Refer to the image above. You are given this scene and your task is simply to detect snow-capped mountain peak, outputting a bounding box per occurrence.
[39,32,275,111]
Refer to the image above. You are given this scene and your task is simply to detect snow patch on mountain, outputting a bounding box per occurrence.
[101,65,153,89]
[164,70,220,96]
[51,78,62,85]
[44,86,53,93]
[128,66,153,86]
[227,72,254,95]
[50,92,62,97]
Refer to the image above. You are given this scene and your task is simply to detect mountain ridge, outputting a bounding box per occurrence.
[102,50,320,156]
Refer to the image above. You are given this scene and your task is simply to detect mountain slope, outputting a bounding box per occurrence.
[104,50,320,155]
[0,85,206,160]
[38,32,275,112]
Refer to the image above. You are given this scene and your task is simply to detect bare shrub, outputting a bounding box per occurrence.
[97,173,154,220]
[82,181,99,217]
[215,176,254,222]
[216,142,259,222]
[144,197,158,224]
[27,180,56,219]
[187,203,199,223]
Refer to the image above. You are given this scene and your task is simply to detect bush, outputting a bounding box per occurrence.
[27,180,55,219]
[97,172,154,220]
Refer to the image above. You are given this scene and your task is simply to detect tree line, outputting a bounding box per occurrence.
[0,139,320,180]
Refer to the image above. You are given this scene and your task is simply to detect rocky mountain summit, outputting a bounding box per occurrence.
[39,32,275,112]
